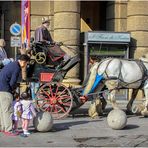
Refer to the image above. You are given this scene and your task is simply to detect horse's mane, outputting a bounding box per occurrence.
[139,53,148,63]
[140,57,148,63]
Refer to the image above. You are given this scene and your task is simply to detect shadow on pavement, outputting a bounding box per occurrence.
[52,119,102,132]
[123,124,139,130]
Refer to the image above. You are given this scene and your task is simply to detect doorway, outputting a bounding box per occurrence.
[0,1,21,57]
[80,1,107,32]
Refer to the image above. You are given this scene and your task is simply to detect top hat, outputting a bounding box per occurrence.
[42,17,50,24]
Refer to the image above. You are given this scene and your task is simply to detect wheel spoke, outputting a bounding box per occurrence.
[59,102,71,107]
[50,105,54,113]
[57,95,71,101]
[49,84,54,97]
[37,101,48,108]
[40,89,50,97]
[36,94,50,101]
[54,83,60,97]
[44,105,51,112]
[55,104,67,113]
[53,105,59,113]
[56,88,67,98]
[36,82,73,119]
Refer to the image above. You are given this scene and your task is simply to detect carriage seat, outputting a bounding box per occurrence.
[61,55,80,71]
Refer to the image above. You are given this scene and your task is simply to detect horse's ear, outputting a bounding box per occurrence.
[140,53,148,59]
[145,53,148,59]
[142,55,146,58]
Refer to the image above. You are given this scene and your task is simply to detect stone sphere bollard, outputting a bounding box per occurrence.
[33,111,53,132]
[107,109,127,130]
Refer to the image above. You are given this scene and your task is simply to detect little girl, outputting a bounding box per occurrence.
[12,93,22,133]
[20,92,36,136]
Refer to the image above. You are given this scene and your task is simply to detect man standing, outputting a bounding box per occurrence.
[0,39,7,60]
[0,54,30,136]
[34,17,53,43]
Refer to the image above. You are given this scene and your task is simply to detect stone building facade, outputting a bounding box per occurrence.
[0,1,148,84]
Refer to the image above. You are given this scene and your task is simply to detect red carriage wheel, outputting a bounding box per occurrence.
[36,82,73,119]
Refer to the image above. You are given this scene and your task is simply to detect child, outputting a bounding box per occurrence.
[12,93,22,133]
[20,92,36,136]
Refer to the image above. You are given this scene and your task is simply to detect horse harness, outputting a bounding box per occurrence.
[97,58,148,90]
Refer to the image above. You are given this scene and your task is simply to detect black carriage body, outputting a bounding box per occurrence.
[27,42,64,81]
[31,42,65,66]
[27,53,80,83]
[26,43,84,119]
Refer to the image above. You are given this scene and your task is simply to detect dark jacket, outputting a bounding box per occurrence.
[0,61,21,93]
[34,25,53,43]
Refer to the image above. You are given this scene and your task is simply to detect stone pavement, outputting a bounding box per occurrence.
[0,101,148,147]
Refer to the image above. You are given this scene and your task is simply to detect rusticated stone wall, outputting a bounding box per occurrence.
[54,1,80,84]
[30,1,54,39]
[106,1,127,32]
[127,1,148,59]
[127,1,148,99]
[30,1,81,85]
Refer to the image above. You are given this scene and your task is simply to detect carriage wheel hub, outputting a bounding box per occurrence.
[50,97,57,104]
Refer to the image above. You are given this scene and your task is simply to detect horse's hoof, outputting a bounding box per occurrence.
[102,102,107,110]
[98,112,104,116]
[132,104,145,115]
[141,110,148,117]
[126,110,134,115]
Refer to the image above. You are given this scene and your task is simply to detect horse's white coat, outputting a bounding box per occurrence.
[97,58,143,88]
[84,58,148,115]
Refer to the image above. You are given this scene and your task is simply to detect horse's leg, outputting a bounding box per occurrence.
[141,81,148,116]
[95,82,107,111]
[108,89,119,109]
[88,82,107,117]
[105,80,119,109]
[126,89,138,113]
[100,96,107,110]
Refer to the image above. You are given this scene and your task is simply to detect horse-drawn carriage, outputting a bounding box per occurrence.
[25,41,86,119]
[21,40,148,120]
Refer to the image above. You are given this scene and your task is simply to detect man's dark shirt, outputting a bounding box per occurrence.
[0,61,21,93]
[34,25,53,43]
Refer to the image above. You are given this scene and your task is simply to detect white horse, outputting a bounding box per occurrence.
[83,57,148,116]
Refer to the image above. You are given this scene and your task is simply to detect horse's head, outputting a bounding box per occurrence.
[139,53,148,71]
